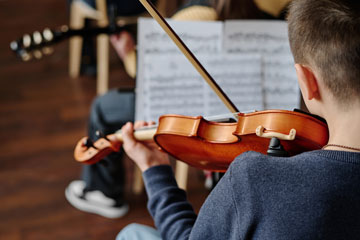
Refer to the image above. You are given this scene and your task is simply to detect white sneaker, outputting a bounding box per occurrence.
[65,180,129,219]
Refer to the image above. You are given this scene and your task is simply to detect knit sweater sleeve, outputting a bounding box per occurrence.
[143,165,197,240]
[143,153,258,240]
[188,157,245,239]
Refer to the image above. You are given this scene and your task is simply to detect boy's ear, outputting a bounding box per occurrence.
[295,64,320,100]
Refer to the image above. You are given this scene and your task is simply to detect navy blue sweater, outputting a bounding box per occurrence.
[143,150,360,239]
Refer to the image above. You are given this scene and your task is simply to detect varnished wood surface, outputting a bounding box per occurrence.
[0,1,208,239]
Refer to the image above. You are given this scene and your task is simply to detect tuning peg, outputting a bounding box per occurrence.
[42,47,54,55]
[82,138,97,149]
[60,25,69,33]
[21,52,32,62]
[42,28,54,42]
[23,34,31,48]
[33,50,43,59]
[33,31,42,45]
[10,41,19,52]
[95,130,110,141]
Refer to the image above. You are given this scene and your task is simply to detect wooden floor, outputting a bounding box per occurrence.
[0,1,208,239]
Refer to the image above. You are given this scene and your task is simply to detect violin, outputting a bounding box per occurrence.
[74,110,328,171]
[74,0,329,171]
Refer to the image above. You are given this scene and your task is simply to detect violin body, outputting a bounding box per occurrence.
[74,110,329,171]
[154,110,328,171]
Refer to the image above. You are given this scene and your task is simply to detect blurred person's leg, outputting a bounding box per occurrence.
[65,89,135,218]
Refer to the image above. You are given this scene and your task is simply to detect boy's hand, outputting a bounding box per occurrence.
[121,122,170,172]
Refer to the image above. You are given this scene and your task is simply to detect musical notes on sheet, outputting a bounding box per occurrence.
[224,20,300,110]
[136,18,300,121]
[141,53,262,120]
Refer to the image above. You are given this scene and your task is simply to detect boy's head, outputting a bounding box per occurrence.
[287,0,360,109]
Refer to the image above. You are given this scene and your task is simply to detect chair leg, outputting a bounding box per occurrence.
[132,161,189,194]
[133,166,144,195]
[69,37,83,78]
[175,161,189,190]
[95,0,110,95]
[96,34,109,95]
[69,2,86,78]
[69,1,102,78]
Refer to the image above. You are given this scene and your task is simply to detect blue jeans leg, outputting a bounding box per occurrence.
[82,89,135,202]
[116,223,161,240]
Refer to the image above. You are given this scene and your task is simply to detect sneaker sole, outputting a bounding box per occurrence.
[65,187,129,219]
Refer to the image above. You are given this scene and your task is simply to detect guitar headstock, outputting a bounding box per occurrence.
[10,24,129,62]
[74,134,122,165]
[10,26,68,61]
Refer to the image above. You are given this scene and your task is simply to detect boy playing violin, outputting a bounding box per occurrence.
[117,0,360,239]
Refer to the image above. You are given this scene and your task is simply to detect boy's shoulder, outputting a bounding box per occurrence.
[229,150,360,185]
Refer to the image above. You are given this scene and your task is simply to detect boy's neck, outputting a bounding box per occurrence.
[324,102,360,152]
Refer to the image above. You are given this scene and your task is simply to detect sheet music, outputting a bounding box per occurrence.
[202,54,263,116]
[141,53,262,121]
[137,18,223,121]
[224,20,300,110]
[136,19,300,122]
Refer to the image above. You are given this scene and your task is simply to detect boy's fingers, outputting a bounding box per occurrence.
[121,122,136,146]
[134,121,147,129]
[134,121,156,130]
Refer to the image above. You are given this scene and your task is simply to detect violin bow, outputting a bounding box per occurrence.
[139,0,239,114]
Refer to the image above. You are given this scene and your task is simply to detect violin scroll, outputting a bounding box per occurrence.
[74,128,157,164]
[74,134,121,165]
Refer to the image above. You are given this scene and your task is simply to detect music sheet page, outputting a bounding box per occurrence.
[224,20,300,110]
[136,18,299,122]
[137,18,222,121]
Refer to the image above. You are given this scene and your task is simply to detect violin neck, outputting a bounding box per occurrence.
[113,127,157,142]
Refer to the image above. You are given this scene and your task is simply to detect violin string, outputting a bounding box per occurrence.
[204,112,240,121]
[114,124,158,134]
[113,113,240,135]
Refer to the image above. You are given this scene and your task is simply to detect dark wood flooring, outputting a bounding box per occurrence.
[0,1,209,239]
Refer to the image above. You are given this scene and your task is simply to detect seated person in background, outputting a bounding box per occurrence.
[112,0,290,79]
[65,0,291,219]
[116,0,360,238]
[67,0,158,75]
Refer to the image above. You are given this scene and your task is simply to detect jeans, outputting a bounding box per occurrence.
[116,224,161,240]
[82,89,135,203]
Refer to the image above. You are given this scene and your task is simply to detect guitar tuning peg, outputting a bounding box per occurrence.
[33,50,43,59]
[33,31,42,45]
[21,52,32,62]
[10,41,19,52]
[23,34,31,48]
[43,28,54,42]
[60,25,69,33]
[42,47,54,55]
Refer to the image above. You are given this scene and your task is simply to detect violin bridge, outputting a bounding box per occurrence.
[256,126,296,141]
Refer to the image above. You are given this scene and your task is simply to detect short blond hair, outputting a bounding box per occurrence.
[287,0,360,103]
